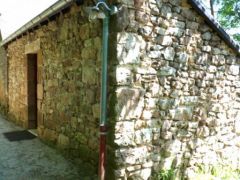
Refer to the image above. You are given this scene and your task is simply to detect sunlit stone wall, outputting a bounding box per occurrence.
[110,0,240,179]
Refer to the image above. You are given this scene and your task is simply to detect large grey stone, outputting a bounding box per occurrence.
[202,32,212,40]
[158,66,176,76]
[169,107,193,121]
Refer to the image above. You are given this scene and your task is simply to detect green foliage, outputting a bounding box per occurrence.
[195,164,240,180]
[153,169,175,180]
[213,0,240,42]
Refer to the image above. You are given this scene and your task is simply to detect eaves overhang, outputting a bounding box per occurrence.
[188,0,240,56]
[0,0,81,46]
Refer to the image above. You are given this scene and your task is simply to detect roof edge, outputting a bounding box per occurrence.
[0,0,75,46]
[188,0,240,55]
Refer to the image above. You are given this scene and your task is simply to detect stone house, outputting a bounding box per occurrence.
[0,0,240,179]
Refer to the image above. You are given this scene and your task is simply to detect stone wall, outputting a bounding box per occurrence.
[5,2,101,174]
[0,32,8,114]
[110,0,240,179]
[2,0,240,179]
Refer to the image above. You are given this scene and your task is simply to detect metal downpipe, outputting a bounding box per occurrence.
[99,9,109,180]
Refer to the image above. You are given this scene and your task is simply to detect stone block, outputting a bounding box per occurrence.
[166,27,184,37]
[163,47,175,61]
[37,84,43,100]
[128,168,151,180]
[180,96,198,105]
[159,98,175,110]
[116,87,144,120]
[228,65,239,75]
[115,132,135,146]
[169,107,193,121]
[25,39,41,54]
[117,32,143,64]
[176,52,188,63]
[58,134,70,148]
[212,55,225,65]
[82,65,96,85]
[117,147,148,165]
[156,35,173,46]
[186,21,199,29]
[92,104,100,119]
[116,66,132,85]
[43,129,57,142]
[148,50,162,59]
[202,32,212,40]
[158,66,176,76]
[135,129,153,144]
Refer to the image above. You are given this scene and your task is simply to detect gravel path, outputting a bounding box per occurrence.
[0,115,91,180]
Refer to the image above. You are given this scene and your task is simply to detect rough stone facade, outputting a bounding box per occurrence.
[1,0,240,179]
[110,0,240,179]
[0,32,8,114]
[3,2,102,174]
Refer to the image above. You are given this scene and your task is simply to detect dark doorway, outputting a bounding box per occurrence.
[27,54,37,129]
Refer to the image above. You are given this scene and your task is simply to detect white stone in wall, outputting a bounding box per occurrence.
[228,65,239,75]
[160,157,175,169]
[202,45,211,52]
[128,168,152,180]
[126,165,141,172]
[116,66,132,85]
[212,55,225,65]
[117,32,143,64]
[208,65,217,73]
[115,132,135,146]
[136,67,157,75]
[166,27,184,37]
[119,147,148,165]
[148,50,162,59]
[157,35,173,46]
[115,121,135,133]
[135,129,153,144]
[163,47,175,61]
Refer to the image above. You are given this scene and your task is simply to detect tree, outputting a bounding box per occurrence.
[213,0,240,42]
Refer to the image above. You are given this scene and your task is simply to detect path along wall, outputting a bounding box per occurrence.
[4,2,102,174]
[109,0,240,179]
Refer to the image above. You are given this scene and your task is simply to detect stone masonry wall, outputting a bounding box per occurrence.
[0,32,8,114]
[6,2,101,174]
[110,0,240,179]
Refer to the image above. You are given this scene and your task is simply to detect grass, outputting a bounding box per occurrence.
[194,165,240,180]
[152,168,175,180]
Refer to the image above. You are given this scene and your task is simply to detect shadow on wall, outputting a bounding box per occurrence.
[107,1,240,179]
